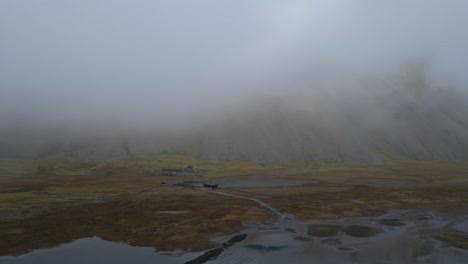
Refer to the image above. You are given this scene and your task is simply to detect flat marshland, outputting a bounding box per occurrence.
[1,154,468,260]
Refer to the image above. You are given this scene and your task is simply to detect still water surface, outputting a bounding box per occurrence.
[2,210,467,264]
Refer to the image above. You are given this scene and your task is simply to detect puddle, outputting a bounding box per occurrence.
[378,219,406,226]
[3,212,468,264]
[210,175,316,188]
[349,178,413,185]
[209,227,468,264]
[3,196,467,264]
[0,237,195,264]
[307,224,383,238]
[307,224,341,237]
[205,188,468,263]
[244,244,287,252]
[452,218,468,233]
[342,225,382,237]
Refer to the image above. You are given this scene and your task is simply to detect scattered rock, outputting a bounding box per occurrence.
[184,248,223,264]
[185,234,247,264]
[226,234,248,245]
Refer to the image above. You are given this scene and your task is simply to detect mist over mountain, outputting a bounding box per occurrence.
[2,62,467,163]
[1,1,468,163]
[188,65,468,163]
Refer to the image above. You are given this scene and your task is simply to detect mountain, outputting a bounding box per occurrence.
[2,66,468,164]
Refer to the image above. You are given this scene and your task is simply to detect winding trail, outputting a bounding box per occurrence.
[207,189,308,237]
[209,190,284,218]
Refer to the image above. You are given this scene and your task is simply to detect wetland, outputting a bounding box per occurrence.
[1,156,468,263]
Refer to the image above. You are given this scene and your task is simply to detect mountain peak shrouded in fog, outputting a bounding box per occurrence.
[1,1,467,162]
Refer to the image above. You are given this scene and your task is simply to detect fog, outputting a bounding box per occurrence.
[1,0,468,162]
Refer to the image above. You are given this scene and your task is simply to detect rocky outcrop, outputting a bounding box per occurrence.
[184,234,248,264]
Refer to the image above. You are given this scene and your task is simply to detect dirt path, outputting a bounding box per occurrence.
[206,189,308,237]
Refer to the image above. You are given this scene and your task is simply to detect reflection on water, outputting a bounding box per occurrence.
[210,229,467,264]
[1,211,467,264]
[0,237,194,264]
[209,209,468,264]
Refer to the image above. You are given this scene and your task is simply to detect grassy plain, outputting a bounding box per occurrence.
[1,154,467,255]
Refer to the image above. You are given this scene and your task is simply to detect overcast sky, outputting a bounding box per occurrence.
[1,0,468,129]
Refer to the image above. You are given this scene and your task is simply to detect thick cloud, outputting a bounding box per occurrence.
[1,1,467,162]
